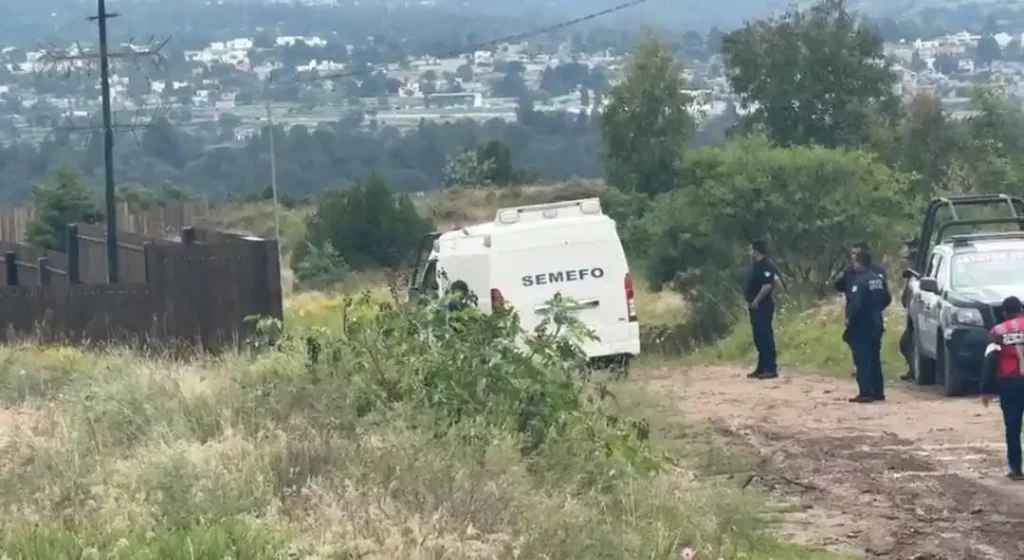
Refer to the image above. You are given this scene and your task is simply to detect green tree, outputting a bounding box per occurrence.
[720,0,897,147]
[25,166,104,251]
[910,49,927,72]
[599,30,695,196]
[640,135,917,324]
[296,174,433,270]
[443,141,525,188]
[975,35,1001,67]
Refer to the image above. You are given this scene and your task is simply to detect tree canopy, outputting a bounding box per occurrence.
[600,31,695,196]
[721,0,898,147]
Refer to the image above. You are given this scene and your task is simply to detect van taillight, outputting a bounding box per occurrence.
[490,288,505,312]
[624,273,637,322]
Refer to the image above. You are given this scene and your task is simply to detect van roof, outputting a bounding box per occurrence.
[437,197,610,242]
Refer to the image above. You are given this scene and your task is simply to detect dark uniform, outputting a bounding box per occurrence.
[981,312,1024,479]
[834,264,888,369]
[745,258,780,377]
[845,267,892,401]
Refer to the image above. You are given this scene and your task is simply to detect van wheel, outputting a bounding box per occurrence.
[939,338,966,397]
[913,331,936,386]
[591,355,631,379]
[613,355,631,379]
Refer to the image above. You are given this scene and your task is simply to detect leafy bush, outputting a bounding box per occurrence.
[294,174,433,271]
[293,240,347,289]
[637,135,917,329]
[0,293,841,558]
[25,166,104,251]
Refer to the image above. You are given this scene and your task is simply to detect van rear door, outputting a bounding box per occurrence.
[492,226,639,358]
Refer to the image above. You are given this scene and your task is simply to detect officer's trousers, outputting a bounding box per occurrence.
[851,329,884,398]
[749,304,777,373]
[899,323,914,376]
[999,382,1024,476]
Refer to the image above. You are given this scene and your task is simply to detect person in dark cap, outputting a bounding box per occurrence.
[447,280,471,312]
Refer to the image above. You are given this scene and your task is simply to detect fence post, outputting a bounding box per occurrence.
[181,226,196,245]
[66,224,80,284]
[38,257,49,285]
[142,242,152,283]
[4,252,16,286]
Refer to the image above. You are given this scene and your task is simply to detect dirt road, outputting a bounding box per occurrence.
[640,365,1024,559]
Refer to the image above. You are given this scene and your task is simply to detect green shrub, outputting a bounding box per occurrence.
[293,240,348,290]
[294,174,433,272]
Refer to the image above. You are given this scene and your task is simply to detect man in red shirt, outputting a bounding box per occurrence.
[981,296,1024,481]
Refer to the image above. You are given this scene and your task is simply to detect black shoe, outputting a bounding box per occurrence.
[848,395,875,403]
[747,370,763,379]
[1008,472,1024,481]
[899,372,914,382]
[873,395,885,402]
[757,371,779,379]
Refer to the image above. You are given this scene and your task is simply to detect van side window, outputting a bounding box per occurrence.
[421,260,439,291]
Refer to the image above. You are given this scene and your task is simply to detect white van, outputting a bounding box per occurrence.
[409,197,641,365]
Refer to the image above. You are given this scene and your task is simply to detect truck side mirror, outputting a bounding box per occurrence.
[902,269,919,279]
[919,277,939,294]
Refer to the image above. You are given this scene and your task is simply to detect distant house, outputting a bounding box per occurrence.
[424,92,482,109]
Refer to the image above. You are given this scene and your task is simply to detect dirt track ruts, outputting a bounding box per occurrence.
[640,365,1024,559]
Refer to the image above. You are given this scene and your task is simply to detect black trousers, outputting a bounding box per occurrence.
[999,382,1024,476]
[851,328,884,398]
[749,304,777,373]
[899,324,914,375]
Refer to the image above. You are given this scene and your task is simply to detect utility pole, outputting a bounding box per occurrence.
[92,0,119,282]
[42,6,168,283]
[265,102,281,242]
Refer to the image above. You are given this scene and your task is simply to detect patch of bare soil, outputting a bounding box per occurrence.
[639,365,1024,559]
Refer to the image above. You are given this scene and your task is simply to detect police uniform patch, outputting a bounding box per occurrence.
[851,286,857,292]
[764,271,771,277]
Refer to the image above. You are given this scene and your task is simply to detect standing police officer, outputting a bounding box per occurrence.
[845,251,892,403]
[833,243,888,376]
[745,240,780,380]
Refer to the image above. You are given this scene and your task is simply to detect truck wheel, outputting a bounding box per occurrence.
[940,340,966,397]
[913,332,936,385]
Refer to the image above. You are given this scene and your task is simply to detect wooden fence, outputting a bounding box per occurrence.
[0,199,211,244]
[0,225,281,350]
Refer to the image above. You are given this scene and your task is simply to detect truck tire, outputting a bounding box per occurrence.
[940,339,966,397]
[913,330,936,385]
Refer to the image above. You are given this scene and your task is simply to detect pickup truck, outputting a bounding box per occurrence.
[901,194,1024,396]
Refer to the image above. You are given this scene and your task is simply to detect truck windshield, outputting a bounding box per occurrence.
[951,250,1024,288]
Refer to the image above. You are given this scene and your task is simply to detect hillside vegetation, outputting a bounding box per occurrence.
[0,295,850,559]
[11,0,1024,556]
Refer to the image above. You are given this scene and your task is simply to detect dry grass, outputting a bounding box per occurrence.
[0,292,852,559]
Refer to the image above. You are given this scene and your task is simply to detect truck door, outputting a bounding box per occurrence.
[915,252,944,356]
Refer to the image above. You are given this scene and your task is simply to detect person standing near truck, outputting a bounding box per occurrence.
[745,240,780,380]
[833,243,888,377]
[898,237,921,382]
[845,251,891,403]
[981,295,1024,481]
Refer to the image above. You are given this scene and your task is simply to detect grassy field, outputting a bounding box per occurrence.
[695,297,906,377]
[0,286,854,559]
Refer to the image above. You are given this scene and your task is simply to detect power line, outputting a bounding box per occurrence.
[283,0,656,85]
